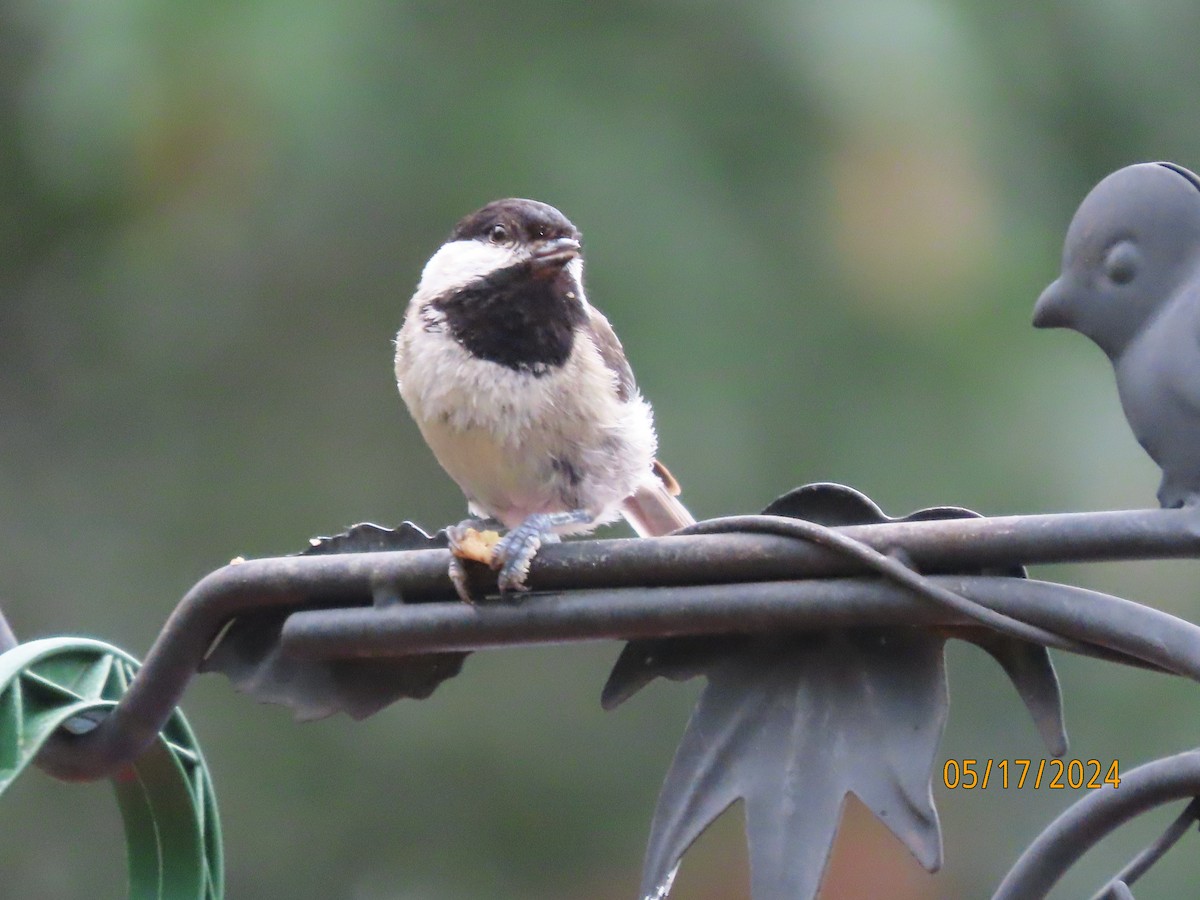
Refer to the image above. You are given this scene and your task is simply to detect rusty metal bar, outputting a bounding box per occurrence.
[32,507,1200,781]
[279,576,1200,680]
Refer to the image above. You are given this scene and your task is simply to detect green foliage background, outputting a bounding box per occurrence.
[2,2,1199,897]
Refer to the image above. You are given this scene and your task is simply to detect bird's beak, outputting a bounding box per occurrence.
[1032,277,1072,329]
[530,237,581,271]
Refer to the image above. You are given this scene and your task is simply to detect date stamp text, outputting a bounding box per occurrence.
[942,758,1120,790]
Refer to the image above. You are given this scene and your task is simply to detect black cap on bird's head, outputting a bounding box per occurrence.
[452,198,582,272]
[452,198,578,243]
[1033,162,1200,359]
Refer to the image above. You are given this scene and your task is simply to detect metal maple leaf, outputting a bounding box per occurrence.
[605,483,1066,900]
[201,522,468,721]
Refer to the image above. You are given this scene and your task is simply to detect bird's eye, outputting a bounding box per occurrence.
[488,224,509,244]
[1103,241,1140,286]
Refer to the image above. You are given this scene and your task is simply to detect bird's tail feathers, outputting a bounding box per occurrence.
[620,460,695,537]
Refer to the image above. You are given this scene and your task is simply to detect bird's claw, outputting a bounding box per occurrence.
[444,511,592,599]
[491,518,548,594]
[446,556,476,604]
[490,509,593,595]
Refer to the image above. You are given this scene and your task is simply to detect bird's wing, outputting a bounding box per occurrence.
[582,306,693,534]
[583,306,637,402]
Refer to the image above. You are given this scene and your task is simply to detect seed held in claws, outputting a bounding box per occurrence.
[451,528,501,565]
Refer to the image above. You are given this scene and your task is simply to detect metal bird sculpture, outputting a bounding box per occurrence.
[1034,161,1200,508]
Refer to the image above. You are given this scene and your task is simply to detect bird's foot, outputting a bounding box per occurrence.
[446,518,502,604]
[492,510,593,594]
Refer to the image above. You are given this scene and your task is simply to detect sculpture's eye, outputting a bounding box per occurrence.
[1103,241,1140,286]
[488,224,509,244]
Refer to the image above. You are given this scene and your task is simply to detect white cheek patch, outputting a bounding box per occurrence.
[566,257,584,288]
[416,240,520,299]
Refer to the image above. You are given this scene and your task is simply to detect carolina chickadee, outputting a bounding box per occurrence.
[395,198,693,597]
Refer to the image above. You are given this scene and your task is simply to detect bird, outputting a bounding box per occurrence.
[1033,161,1200,508]
[394,198,694,598]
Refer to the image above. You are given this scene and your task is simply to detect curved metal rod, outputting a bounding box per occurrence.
[682,515,1095,653]
[305,507,1200,595]
[1090,797,1200,898]
[280,577,1200,678]
[993,750,1200,899]
[32,507,1200,781]
[36,553,385,781]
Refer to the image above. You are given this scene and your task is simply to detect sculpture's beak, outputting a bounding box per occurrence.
[1032,277,1071,329]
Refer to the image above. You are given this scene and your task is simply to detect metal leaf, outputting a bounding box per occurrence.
[898,504,1067,758]
[640,629,947,900]
[620,483,1067,899]
[607,485,1066,752]
[200,522,468,721]
[958,626,1066,757]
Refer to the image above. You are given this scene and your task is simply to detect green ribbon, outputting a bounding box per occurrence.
[0,638,223,899]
